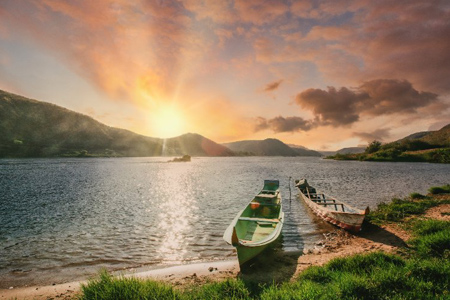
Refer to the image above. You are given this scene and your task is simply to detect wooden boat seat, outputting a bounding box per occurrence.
[250,201,279,206]
[315,202,345,206]
[311,199,337,203]
[256,194,277,199]
[238,217,279,223]
[260,190,279,194]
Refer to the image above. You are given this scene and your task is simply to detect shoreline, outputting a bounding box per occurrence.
[2,199,449,299]
[0,260,240,300]
[0,223,414,300]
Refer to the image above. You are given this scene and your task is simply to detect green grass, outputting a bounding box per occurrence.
[428,184,450,194]
[327,146,450,163]
[186,279,252,300]
[80,252,450,300]
[79,190,450,300]
[366,198,441,224]
[80,270,182,300]
[409,219,450,259]
[260,252,450,299]
[411,219,450,236]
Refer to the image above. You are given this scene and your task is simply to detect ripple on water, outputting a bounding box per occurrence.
[0,157,449,287]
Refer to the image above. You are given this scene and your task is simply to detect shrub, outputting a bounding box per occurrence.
[365,140,382,154]
[425,148,450,163]
[428,184,450,194]
[410,192,427,199]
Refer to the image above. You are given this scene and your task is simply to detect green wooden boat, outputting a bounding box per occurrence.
[223,180,284,266]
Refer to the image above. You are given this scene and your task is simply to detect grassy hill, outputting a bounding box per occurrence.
[0,90,232,157]
[327,124,450,163]
[420,124,450,146]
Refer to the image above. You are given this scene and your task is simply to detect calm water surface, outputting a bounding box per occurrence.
[1,157,449,287]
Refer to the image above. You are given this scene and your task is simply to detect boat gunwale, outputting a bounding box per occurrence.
[223,187,283,247]
[297,184,364,215]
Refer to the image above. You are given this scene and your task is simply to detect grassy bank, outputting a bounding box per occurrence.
[79,185,450,300]
[327,148,450,163]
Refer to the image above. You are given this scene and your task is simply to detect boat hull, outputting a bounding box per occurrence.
[300,193,364,232]
[296,180,366,232]
[223,180,284,266]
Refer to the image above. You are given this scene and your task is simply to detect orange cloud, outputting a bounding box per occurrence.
[1,0,449,148]
[295,79,439,127]
[1,0,197,108]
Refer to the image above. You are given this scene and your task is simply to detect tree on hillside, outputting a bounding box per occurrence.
[365,140,382,154]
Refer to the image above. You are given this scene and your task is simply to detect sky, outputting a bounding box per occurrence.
[0,0,449,150]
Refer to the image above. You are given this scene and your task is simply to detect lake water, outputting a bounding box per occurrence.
[1,157,449,288]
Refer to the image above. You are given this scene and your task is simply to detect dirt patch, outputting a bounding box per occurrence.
[424,204,450,221]
[292,223,409,278]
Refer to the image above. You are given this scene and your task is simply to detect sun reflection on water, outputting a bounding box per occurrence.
[155,165,199,264]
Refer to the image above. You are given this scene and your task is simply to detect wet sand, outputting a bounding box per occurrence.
[2,202,448,300]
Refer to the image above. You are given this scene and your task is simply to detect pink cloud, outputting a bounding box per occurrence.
[235,0,289,25]
[0,1,201,107]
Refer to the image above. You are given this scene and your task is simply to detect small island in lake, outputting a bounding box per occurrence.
[168,154,191,162]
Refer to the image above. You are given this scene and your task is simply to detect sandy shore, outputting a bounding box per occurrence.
[0,260,240,300]
[2,203,448,300]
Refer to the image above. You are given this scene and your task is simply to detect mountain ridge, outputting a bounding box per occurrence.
[223,138,320,156]
[0,90,232,157]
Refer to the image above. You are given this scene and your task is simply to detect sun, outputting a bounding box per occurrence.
[149,104,186,138]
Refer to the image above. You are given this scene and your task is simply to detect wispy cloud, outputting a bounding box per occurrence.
[353,128,391,142]
[263,80,283,92]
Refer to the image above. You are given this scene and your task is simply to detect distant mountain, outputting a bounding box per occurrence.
[319,147,365,156]
[319,150,336,156]
[224,138,303,156]
[0,90,232,157]
[337,147,366,154]
[287,144,322,157]
[163,133,234,156]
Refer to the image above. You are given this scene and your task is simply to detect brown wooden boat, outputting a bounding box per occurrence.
[295,179,369,232]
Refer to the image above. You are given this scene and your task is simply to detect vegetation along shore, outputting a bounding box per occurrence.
[327,124,450,163]
[3,184,449,299]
